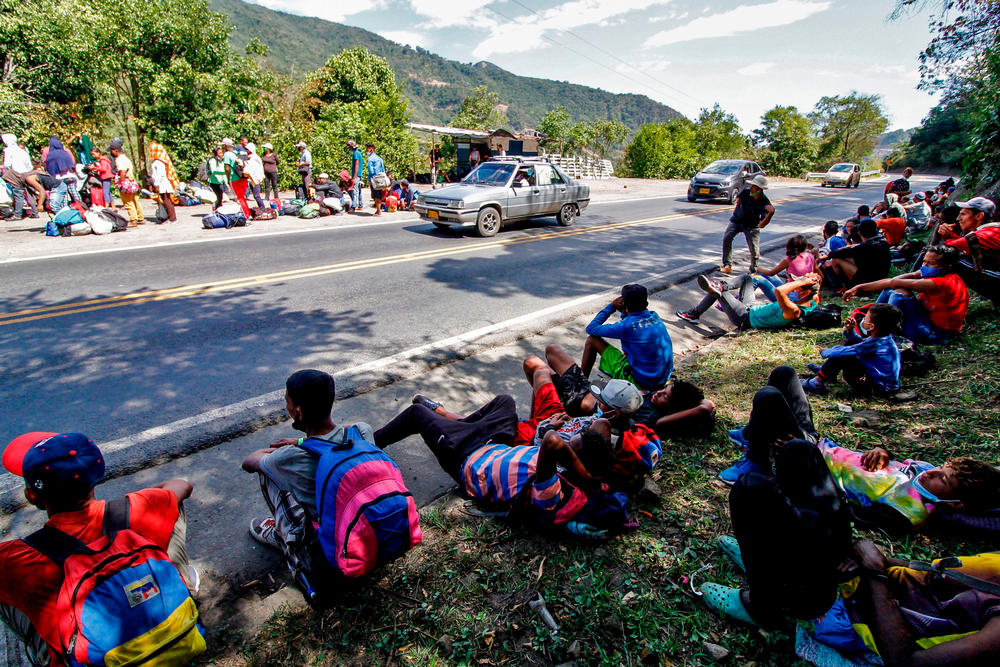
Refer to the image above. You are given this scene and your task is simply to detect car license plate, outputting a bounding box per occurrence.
[428,210,439,219]
[699,188,710,195]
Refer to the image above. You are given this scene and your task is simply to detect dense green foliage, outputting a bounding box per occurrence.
[810,92,889,165]
[208,0,683,130]
[622,120,701,179]
[890,0,1000,192]
[451,86,508,131]
[537,107,627,158]
[753,106,816,177]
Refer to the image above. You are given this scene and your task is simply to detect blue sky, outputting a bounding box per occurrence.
[246,0,940,132]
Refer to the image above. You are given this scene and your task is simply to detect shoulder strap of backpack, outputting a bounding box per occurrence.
[906,557,1000,597]
[23,526,92,565]
[103,497,130,535]
[965,231,984,272]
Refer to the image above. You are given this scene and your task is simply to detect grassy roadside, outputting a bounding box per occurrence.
[205,294,1000,667]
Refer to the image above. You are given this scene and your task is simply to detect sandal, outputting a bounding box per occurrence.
[699,582,757,626]
[717,535,745,572]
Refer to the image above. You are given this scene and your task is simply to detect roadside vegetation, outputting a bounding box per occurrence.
[205,291,1000,666]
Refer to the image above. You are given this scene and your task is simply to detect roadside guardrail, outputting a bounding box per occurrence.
[805,170,882,180]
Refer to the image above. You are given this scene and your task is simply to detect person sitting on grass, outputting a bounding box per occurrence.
[818,440,1000,532]
[242,370,376,556]
[938,196,1000,307]
[815,219,847,261]
[1,432,201,667]
[676,272,820,331]
[581,283,673,392]
[843,244,969,346]
[752,234,816,302]
[801,302,903,396]
[823,219,891,290]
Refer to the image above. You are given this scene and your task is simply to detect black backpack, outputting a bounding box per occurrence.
[799,303,842,329]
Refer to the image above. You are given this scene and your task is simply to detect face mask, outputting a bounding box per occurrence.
[861,319,875,332]
[920,266,942,278]
[911,471,960,504]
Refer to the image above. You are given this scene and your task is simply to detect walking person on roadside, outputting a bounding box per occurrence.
[720,174,774,274]
[295,141,312,199]
[86,147,114,207]
[366,142,387,217]
[110,142,142,226]
[347,139,364,212]
[148,140,179,223]
[261,143,280,201]
[222,137,252,218]
[245,142,266,209]
[44,136,80,205]
[207,146,227,209]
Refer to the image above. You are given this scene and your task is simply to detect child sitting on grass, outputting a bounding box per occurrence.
[801,302,902,396]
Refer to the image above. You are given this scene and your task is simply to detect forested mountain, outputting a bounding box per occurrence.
[210,0,684,130]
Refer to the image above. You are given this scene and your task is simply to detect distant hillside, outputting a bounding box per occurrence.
[877,128,915,148]
[210,0,684,130]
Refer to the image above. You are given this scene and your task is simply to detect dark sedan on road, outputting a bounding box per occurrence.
[687,159,765,203]
[414,157,590,237]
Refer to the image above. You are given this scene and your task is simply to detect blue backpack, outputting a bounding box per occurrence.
[297,427,421,580]
[53,207,84,228]
[201,212,227,229]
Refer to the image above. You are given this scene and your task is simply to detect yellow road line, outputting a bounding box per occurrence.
[0,190,834,327]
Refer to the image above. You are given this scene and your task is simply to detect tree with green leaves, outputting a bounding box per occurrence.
[538,106,571,152]
[810,92,889,166]
[694,104,748,162]
[752,105,816,177]
[622,120,700,179]
[451,86,507,131]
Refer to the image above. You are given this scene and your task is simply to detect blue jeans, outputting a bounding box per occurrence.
[752,274,783,302]
[876,289,953,345]
[352,179,363,210]
[48,180,70,212]
[62,177,81,203]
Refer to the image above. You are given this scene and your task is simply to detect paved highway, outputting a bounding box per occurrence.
[0,182,878,445]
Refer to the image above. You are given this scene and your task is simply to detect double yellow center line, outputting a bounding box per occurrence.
[0,190,833,327]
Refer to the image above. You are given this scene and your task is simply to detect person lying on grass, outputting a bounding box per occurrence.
[541,343,716,440]
[676,272,820,330]
[843,244,969,346]
[801,302,903,396]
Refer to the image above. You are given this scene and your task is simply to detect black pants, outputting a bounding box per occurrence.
[264,172,279,200]
[743,366,816,472]
[819,356,876,393]
[209,183,224,209]
[731,440,852,627]
[374,395,518,483]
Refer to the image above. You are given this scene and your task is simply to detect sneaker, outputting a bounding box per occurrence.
[718,456,764,485]
[697,274,723,298]
[718,265,733,275]
[187,565,201,594]
[676,310,700,324]
[806,363,823,374]
[412,393,442,411]
[249,517,281,550]
[801,376,828,395]
[727,427,749,453]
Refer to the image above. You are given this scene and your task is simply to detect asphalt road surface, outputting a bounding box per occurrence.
[0,180,884,446]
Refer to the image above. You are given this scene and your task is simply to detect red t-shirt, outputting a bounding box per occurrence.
[920,273,969,331]
[0,490,180,665]
[877,217,906,245]
[945,225,1000,269]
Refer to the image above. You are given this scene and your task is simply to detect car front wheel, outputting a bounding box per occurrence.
[728,188,739,203]
[557,203,576,226]
[475,207,501,237]
[687,193,697,202]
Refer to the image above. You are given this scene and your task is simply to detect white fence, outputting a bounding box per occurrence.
[806,170,882,180]
[545,154,615,179]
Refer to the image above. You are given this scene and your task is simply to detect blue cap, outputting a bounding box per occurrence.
[5,432,105,493]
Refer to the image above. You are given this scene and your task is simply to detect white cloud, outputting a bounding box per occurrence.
[616,58,672,74]
[737,61,776,76]
[864,64,907,75]
[248,0,377,20]
[378,30,426,48]
[408,0,497,29]
[642,0,832,48]
[469,0,674,59]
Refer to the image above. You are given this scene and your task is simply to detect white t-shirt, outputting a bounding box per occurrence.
[150,160,173,193]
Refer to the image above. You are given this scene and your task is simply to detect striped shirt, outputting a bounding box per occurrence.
[461,444,564,511]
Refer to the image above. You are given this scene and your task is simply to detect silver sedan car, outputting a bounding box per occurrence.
[415,157,590,237]
[822,162,861,188]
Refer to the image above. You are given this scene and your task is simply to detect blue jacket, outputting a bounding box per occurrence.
[586,305,673,388]
[821,331,901,392]
[366,153,386,180]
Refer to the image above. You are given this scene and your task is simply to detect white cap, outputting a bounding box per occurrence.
[221,137,234,146]
[246,142,257,154]
[749,174,769,190]
[957,197,996,218]
[262,143,273,150]
[317,173,329,180]
[296,141,307,148]
[589,380,642,414]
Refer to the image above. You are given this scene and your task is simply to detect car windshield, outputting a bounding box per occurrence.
[829,164,853,172]
[462,163,515,185]
[701,162,742,175]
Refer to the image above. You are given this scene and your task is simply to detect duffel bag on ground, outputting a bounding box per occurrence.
[85,211,113,235]
[217,203,244,217]
[53,207,84,228]
[322,197,344,213]
[219,211,248,228]
[298,203,320,219]
[64,221,92,236]
[202,212,227,229]
[282,202,301,216]
[252,207,277,220]
[98,208,129,232]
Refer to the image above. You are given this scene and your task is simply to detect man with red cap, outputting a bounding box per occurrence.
[0,432,197,666]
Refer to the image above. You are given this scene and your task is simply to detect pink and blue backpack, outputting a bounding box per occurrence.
[298,426,422,579]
